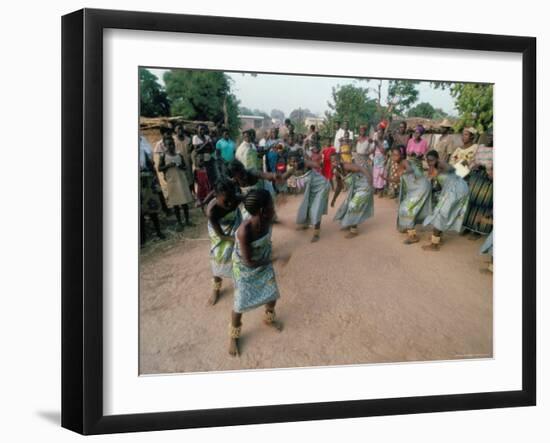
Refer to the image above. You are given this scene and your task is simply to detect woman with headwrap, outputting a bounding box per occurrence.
[282,151,331,243]
[449,127,479,176]
[331,155,374,238]
[406,125,429,159]
[397,150,432,244]
[421,151,470,251]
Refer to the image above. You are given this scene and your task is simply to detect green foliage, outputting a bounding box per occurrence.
[139,68,170,117]
[451,84,493,132]
[289,108,316,133]
[408,102,436,118]
[407,101,450,119]
[386,80,420,116]
[239,107,270,118]
[163,69,240,137]
[431,82,493,132]
[324,84,378,135]
[270,109,285,121]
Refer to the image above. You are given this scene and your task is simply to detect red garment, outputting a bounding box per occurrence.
[194,168,211,202]
[321,146,336,179]
[276,161,287,174]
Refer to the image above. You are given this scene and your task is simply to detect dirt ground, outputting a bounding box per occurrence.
[139,192,493,374]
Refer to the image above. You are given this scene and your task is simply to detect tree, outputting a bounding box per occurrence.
[432,82,493,132]
[324,84,378,134]
[289,107,316,133]
[407,102,437,118]
[139,68,170,117]
[370,79,419,120]
[239,106,254,115]
[270,109,285,122]
[163,69,240,137]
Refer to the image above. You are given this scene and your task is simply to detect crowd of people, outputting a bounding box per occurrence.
[139,116,494,356]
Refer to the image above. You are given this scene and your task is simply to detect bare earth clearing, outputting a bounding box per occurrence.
[139,192,492,374]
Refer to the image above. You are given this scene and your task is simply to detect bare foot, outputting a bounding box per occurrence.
[422,243,440,251]
[207,290,220,306]
[228,337,239,356]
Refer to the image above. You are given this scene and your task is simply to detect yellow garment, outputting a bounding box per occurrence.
[340,144,353,163]
[449,144,479,168]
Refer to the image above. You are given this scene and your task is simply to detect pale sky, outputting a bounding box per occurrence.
[147,68,457,117]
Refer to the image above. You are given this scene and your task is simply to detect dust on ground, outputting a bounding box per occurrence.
[139,193,492,374]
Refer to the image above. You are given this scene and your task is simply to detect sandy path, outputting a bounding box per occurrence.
[139,193,492,374]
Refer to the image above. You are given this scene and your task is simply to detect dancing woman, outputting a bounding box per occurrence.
[206,179,242,306]
[284,151,331,242]
[422,150,470,251]
[227,159,279,219]
[331,155,374,238]
[229,189,284,356]
[397,153,432,244]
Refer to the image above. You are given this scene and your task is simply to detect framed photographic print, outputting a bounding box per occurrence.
[61,8,536,435]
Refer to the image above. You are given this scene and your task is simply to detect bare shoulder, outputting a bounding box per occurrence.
[206,199,218,219]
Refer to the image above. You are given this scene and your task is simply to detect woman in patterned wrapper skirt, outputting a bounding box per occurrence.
[229,190,287,357]
[331,156,375,239]
[422,151,470,251]
[206,179,242,306]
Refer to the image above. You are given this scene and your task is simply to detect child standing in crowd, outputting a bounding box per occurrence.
[206,179,242,306]
[158,136,194,228]
[339,131,353,163]
[194,157,212,211]
[275,143,287,174]
[229,189,284,356]
[372,128,388,196]
[321,138,336,184]
[383,146,405,199]
[275,143,288,193]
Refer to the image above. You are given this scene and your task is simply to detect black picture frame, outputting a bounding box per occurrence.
[62,8,537,435]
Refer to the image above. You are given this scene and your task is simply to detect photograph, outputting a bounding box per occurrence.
[138,67,494,375]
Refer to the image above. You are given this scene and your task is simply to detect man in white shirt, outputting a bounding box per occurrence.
[334,120,354,152]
